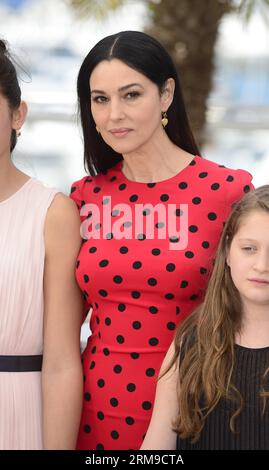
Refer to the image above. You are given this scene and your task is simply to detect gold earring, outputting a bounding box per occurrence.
[17,130,21,137]
[96,126,100,134]
[161,112,168,127]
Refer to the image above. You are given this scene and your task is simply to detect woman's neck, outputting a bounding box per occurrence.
[121,133,194,183]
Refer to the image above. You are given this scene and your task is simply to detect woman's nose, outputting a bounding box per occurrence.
[109,99,125,121]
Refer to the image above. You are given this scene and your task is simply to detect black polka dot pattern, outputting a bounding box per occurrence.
[126,416,135,425]
[84,424,91,433]
[70,155,253,450]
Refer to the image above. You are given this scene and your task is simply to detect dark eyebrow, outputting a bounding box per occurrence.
[90,83,143,94]
[119,83,143,92]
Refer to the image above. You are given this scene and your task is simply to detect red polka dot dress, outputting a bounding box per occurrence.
[70,155,253,450]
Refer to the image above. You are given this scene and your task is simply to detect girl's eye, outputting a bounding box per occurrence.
[242,246,256,252]
[125,91,140,99]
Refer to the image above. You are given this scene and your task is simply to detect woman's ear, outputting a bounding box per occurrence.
[161,78,175,112]
[11,100,28,131]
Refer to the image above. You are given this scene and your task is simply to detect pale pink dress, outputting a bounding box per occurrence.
[0,178,58,449]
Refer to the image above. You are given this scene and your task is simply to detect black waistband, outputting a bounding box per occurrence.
[0,355,43,372]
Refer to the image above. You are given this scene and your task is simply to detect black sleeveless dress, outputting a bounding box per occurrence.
[177,344,269,450]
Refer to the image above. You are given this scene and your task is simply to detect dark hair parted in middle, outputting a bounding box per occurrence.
[77,30,199,175]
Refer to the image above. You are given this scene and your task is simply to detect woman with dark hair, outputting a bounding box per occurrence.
[0,40,83,449]
[70,30,253,450]
[142,185,269,450]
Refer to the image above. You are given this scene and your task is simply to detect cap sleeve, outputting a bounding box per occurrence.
[224,169,254,221]
[70,178,86,211]
[70,177,91,320]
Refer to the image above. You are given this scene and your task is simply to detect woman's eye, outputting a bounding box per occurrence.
[125,91,140,99]
[92,96,108,103]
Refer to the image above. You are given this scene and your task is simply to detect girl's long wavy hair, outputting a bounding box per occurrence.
[166,185,269,442]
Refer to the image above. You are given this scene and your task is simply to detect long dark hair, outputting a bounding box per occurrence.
[77,30,200,176]
[0,39,21,152]
[165,185,269,442]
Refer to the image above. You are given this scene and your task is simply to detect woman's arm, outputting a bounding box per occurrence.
[42,194,83,449]
[141,341,179,450]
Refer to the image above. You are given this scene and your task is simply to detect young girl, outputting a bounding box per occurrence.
[0,40,83,449]
[142,185,269,450]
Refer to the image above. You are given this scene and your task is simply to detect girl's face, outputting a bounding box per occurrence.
[89,58,174,156]
[0,93,13,159]
[227,210,269,310]
[0,92,27,160]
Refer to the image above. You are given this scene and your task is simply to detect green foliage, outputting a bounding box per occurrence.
[66,0,269,22]
[65,0,128,19]
[236,0,269,22]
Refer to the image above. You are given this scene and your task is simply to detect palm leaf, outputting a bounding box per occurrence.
[236,0,269,22]
[65,0,130,19]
